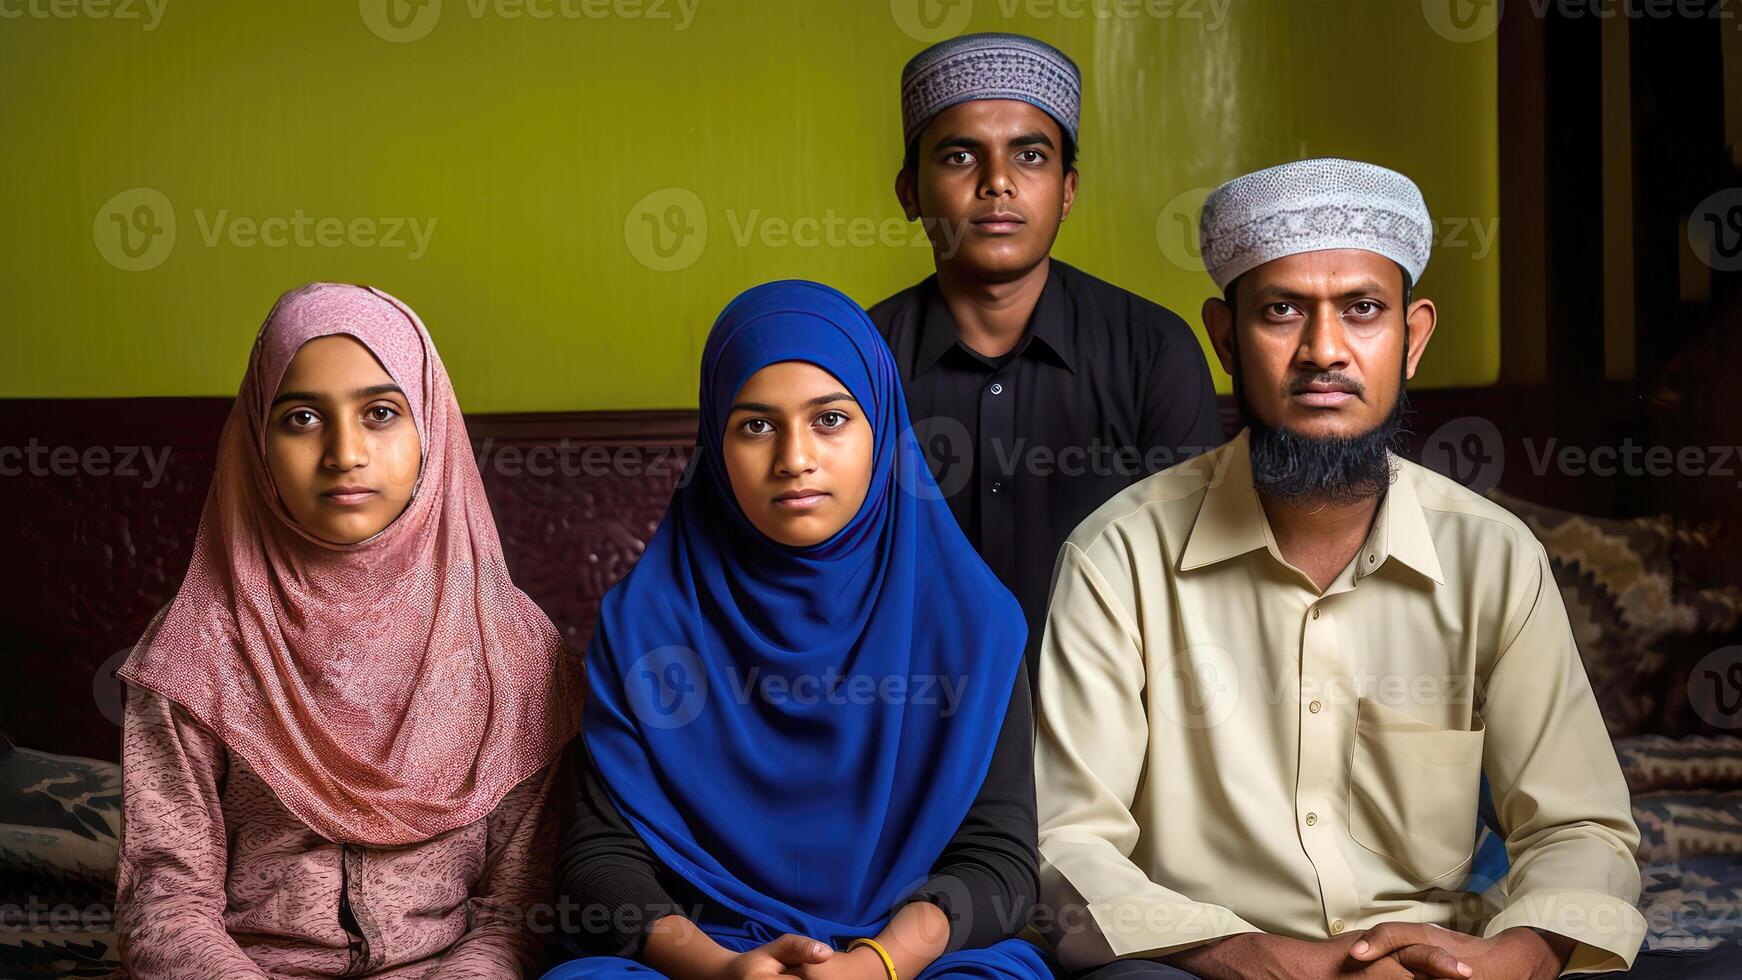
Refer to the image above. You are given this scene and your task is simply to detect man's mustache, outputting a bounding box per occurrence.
[1287,371,1366,397]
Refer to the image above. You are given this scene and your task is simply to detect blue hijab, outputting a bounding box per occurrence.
[583,280,1027,945]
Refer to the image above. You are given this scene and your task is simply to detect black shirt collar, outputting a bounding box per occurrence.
[914,261,1075,376]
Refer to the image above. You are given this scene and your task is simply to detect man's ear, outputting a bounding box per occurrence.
[1202,296,1237,377]
[895,167,920,222]
[1060,166,1077,222]
[1403,297,1437,380]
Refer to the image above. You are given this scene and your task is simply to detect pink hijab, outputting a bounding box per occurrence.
[119,282,582,846]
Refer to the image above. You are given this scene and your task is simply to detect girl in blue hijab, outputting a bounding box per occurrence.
[544,281,1051,980]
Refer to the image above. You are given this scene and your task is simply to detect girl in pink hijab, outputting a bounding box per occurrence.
[114,283,583,978]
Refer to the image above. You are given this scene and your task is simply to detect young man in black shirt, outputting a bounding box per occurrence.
[871,33,1224,676]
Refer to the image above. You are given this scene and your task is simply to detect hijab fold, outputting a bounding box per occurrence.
[120,282,582,847]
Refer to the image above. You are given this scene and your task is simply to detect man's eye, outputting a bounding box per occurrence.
[1267,303,1297,317]
[1350,301,1379,316]
[945,151,974,165]
[1016,149,1044,164]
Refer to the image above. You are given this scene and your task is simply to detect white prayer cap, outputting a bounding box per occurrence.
[1198,158,1433,293]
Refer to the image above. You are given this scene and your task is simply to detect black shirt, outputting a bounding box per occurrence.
[554,668,1038,958]
[868,260,1225,677]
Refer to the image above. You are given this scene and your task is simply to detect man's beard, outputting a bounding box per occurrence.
[1233,349,1412,508]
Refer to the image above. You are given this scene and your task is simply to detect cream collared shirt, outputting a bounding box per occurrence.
[1034,430,1645,975]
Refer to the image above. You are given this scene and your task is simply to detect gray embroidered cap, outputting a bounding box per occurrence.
[900,32,1081,149]
[1198,158,1433,292]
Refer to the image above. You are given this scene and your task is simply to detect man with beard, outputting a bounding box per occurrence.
[870,34,1223,681]
[1031,159,1716,978]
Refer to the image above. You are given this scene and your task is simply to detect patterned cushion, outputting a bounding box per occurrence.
[0,930,120,979]
[0,740,121,977]
[1618,735,1742,794]
[1639,855,1742,951]
[1488,491,1742,736]
[0,741,120,884]
[1633,791,1742,865]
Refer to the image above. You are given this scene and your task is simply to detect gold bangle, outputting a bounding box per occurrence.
[849,937,897,980]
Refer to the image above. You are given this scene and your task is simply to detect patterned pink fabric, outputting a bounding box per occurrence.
[116,685,562,978]
[117,282,582,846]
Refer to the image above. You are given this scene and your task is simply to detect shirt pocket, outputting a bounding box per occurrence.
[1346,698,1486,883]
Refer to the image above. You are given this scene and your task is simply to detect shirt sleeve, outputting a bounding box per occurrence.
[1135,313,1225,471]
[553,743,691,958]
[1034,543,1260,970]
[431,759,566,977]
[905,666,1041,953]
[1476,547,1647,974]
[115,683,272,979]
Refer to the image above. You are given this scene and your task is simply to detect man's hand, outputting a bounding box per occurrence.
[1343,923,1475,978]
[1472,928,1576,979]
[1350,923,1571,979]
[1159,930,1408,980]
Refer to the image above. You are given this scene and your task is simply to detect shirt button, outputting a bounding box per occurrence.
[1367,554,1377,565]
[990,482,1003,494]
[989,382,1004,395]
[1311,607,1320,620]
[1331,919,1346,934]
[1309,700,1322,714]
[1305,812,1318,826]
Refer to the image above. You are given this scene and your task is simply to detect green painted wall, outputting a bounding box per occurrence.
[0,0,1500,411]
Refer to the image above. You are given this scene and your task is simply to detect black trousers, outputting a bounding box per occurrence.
[1073,944,1742,979]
